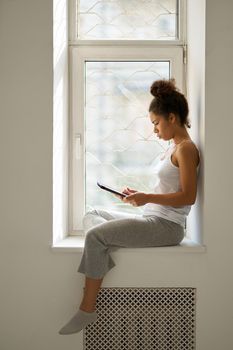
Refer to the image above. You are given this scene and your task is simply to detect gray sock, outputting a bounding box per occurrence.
[58,309,97,335]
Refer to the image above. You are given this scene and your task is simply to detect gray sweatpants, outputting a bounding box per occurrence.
[77,209,184,279]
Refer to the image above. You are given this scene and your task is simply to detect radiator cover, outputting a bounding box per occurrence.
[84,287,196,350]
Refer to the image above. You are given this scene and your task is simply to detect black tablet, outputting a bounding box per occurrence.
[97,182,127,198]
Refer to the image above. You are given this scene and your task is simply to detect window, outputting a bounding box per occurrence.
[68,0,187,234]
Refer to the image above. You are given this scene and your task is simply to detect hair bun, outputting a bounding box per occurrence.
[150,78,178,97]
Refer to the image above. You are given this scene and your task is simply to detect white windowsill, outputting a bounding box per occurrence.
[51,236,206,253]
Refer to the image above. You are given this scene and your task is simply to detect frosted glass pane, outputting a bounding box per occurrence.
[78,0,178,40]
[85,61,170,214]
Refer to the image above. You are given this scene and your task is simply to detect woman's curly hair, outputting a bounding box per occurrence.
[149,78,191,128]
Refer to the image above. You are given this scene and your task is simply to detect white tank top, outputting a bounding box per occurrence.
[143,140,200,228]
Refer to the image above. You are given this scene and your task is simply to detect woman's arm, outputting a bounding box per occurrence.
[123,143,199,207]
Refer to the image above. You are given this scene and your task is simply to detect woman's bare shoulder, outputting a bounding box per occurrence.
[177,140,200,167]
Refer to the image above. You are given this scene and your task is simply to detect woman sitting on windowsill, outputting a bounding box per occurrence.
[58,78,200,335]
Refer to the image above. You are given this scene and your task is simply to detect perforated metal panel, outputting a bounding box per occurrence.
[84,287,196,350]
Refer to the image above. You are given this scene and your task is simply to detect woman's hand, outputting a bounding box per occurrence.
[122,187,138,196]
[123,192,149,207]
[113,187,138,202]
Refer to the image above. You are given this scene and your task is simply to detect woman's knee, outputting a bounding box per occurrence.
[84,227,102,246]
[85,226,109,249]
[85,225,97,237]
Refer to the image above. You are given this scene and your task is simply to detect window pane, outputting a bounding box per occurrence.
[85,61,170,214]
[78,0,178,40]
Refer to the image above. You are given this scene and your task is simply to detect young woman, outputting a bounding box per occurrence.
[59,79,200,335]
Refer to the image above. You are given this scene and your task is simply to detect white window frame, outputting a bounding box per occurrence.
[68,0,187,235]
[68,0,187,46]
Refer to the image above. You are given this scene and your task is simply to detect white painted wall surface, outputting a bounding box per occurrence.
[186,0,206,245]
[0,1,233,349]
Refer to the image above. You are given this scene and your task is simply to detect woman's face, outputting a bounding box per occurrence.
[149,112,174,141]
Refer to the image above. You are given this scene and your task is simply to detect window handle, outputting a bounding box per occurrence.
[75,134,82,160]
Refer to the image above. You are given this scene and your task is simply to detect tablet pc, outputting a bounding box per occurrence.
[97,182,127,198]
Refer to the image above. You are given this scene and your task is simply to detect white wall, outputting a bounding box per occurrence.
[53,0,69,243]
[186,0,206,244]
[0,1,233,349]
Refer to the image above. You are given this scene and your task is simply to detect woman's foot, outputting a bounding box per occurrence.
[79,306,96,313]
[58,308,97,335]
[79,301,96,313]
